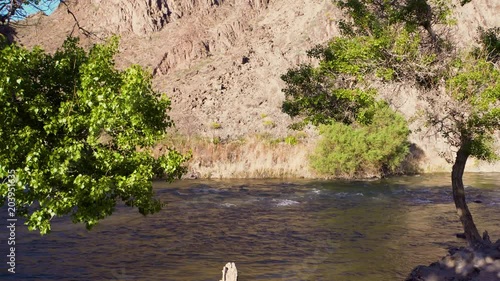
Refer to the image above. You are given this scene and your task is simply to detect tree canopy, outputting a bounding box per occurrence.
[0,36,188,234]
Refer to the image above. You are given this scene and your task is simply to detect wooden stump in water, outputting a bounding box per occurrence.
[220,262,237,281]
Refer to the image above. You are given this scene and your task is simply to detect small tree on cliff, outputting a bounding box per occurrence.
[0,37,188,234]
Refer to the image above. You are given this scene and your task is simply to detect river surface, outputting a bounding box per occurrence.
[1,173,500,281]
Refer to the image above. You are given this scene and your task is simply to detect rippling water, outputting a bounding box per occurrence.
[2,173,500,280]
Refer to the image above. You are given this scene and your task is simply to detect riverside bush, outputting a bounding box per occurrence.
[310,104,410,177]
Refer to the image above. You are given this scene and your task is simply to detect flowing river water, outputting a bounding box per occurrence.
[2,173,500,280]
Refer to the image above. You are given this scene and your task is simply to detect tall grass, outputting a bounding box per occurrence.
[156,134,316,178]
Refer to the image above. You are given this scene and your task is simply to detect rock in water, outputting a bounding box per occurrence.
[220,262,238,281]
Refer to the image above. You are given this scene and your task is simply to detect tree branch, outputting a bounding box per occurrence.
[59,0,100,39]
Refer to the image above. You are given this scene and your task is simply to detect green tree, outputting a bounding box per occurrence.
[0,37,188,234]
[280,0,420,177]
[283,0,500,248]
[426,48,500,247]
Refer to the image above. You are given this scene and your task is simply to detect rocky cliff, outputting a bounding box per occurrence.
[15,0,339,136]
[12,0,500,177]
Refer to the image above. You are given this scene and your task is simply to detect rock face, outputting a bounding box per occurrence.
[11,0,500,174]
[14,0,340,139]
[452,0,500,49]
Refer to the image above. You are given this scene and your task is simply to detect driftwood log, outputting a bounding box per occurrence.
[220,262,238,281]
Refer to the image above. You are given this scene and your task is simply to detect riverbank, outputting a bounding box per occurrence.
[155,133,500,179]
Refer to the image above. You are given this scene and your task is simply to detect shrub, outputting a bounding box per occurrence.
[211,122,222,129]
[310,104,410,177]
[284,135,298,145]
[263,119,276,128]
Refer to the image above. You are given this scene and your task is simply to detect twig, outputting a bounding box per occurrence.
[59,0,102,40]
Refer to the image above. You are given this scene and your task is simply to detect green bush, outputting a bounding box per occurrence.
[263,119,276,128]
[284,135,298,145]
[310,104,410,177]
[210,122,222,129]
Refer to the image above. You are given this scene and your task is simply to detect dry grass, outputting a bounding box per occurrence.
[153,131,500,179]
[155,134,317,179]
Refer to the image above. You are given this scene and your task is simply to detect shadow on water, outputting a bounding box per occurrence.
[1,173,500,280]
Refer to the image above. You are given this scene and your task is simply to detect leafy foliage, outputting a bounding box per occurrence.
[443,54,500,159]
[281,62,378,128]
[281,0,453,129]
[280,0,441,177]
[336,0,453,37]
[335,0,456,87]
[287,0,498,247]
[281,39,383,128]
[311,104,410,177]
[281,0,462,178]
[0,37,188,234]
[281,34,413,177]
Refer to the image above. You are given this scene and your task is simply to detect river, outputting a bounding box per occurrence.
[2,173,500,280]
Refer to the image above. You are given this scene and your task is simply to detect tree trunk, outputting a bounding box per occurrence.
[451,146,483,248]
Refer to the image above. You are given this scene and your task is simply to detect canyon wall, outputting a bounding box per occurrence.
[12,0,500,177]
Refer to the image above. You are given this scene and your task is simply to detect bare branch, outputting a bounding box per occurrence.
[59,0,101,40]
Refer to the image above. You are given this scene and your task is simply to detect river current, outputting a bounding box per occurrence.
[2,173,500,280]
